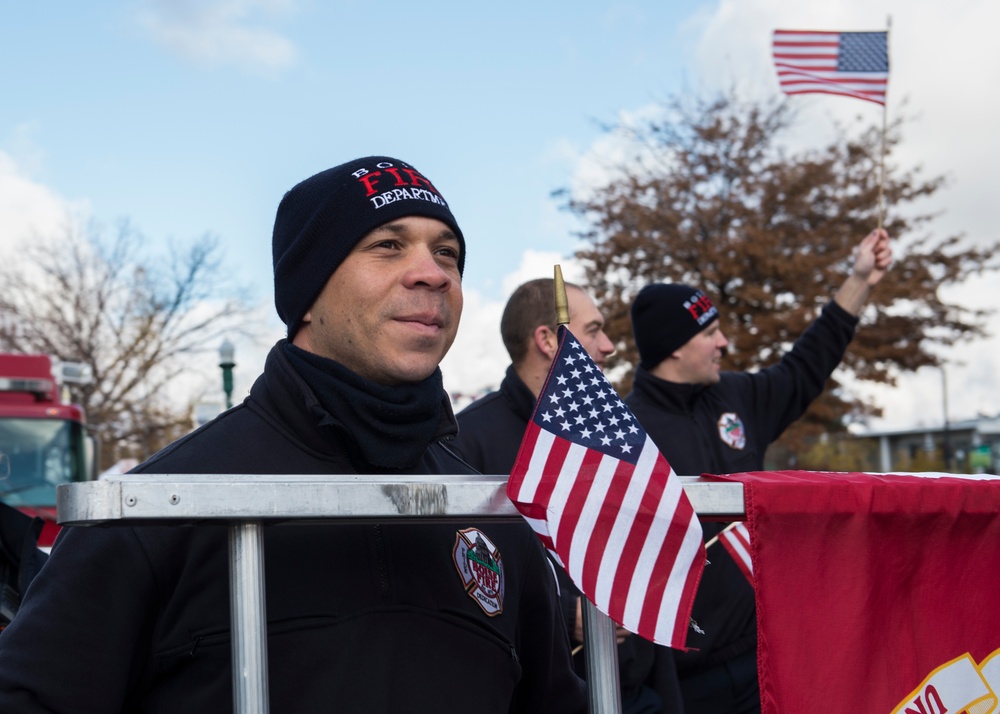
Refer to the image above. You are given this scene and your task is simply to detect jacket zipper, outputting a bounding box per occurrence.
[372,524,390,599]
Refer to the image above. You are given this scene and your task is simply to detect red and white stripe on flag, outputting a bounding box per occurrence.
[507,325,705,649]
[772,30,889,105]
[720,522,752,582]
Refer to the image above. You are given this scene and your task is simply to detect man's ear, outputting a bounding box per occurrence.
[291,311,313,348]
[532,325,559,361]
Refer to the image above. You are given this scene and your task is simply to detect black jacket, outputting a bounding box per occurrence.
[452,364,536,477]
[626,301,858,676]
[452,366,668,708]
[0,501,47,627]
[0,342,586,714]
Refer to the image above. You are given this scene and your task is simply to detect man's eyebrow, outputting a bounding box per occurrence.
[434,229,461,244]
[370,221,459,243]
[368,222,406,237]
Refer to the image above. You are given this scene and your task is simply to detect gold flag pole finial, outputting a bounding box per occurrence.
[554,265,569,326]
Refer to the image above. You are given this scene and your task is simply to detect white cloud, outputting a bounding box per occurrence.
[5,122,47,178]
[137,0,298,73]
[440,289,504,407]
[499,250,586,296]
[0,152,80,254]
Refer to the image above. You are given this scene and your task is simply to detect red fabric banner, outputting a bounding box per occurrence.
[711,470,1000,713]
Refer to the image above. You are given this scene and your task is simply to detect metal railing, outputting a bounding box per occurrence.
[57,473,745,714]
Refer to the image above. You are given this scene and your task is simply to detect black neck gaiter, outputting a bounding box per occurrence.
[284,343,445,469]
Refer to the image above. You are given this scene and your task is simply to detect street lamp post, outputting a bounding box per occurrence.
[941,366,952,471]
[219,339,236,410]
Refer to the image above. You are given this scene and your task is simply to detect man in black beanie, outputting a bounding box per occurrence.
[625,228,892,714]
[0,156,587,714]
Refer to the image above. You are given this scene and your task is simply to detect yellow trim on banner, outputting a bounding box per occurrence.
[891,650,1000,714]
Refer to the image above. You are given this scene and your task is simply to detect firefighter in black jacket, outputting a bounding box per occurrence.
[625,228,892,714]
[453,277,676,714]
[0,157,587,714]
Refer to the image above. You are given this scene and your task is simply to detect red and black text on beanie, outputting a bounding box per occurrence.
[272,156,465,337]
[630,283,719,370]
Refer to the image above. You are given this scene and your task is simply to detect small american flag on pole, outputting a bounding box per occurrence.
[507,326,705,648]
[772,30,889,105]
[719,522,753,583]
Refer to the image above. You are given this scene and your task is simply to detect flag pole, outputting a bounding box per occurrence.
[554,265,570,326]
[876,102,887,230]
[554,263,623,713]
[876,16,892,230]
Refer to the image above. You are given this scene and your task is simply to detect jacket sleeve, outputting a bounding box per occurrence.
[744,300,859,445]
[0,525,157,713]
[508,532,588,713]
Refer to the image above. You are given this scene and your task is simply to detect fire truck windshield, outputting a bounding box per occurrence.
[0,418,88,507]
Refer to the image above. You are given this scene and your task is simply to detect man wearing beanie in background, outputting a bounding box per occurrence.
[0,157,587,714]
[625,228,892,714]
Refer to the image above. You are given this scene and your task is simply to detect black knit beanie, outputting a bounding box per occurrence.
[631,283,719,370]
[272,156,465,336]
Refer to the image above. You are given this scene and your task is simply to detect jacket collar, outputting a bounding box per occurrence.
[500,364,538,422]
[250,340,459,459]
[632,365,707,414]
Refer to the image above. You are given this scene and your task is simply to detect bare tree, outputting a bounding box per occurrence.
[563,91,1000,464]
[0,219,257,469]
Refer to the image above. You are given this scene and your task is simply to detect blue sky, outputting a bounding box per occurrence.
[2,2,706,300]
[3,0,999,433]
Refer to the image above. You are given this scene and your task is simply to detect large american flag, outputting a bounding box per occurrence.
[772,30,889,105]
[507,326,705,648]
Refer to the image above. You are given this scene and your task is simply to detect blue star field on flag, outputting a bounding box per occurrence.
[534,332,645,464]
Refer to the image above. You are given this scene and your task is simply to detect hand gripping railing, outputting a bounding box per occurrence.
[57,474,745,714]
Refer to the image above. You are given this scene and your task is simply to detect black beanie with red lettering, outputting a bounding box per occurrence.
[272,156,465,336]
[630,283,719,370]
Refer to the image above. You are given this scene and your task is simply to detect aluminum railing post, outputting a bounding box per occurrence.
[229,520,269,714]
[582,599,622,714]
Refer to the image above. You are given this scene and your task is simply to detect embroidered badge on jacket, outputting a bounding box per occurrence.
[453,527,505,616]
[718,412,747,450]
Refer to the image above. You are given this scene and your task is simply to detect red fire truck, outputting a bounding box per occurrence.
[0,354,97,548]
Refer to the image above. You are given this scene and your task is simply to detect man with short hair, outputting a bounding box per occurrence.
[0,157,587,714]
[453,278,672,714]
[453,278,615,475]
[626,228,892,714]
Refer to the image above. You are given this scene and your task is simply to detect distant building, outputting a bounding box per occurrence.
[194,402,224,429]
[854,415,1000,474]
[98,459,139,479]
